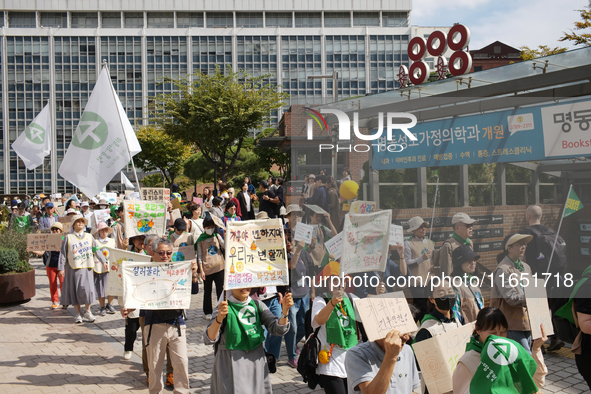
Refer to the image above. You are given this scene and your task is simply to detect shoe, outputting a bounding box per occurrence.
[288,359,298,368]
[105,303,116,314]
[100,307,107,316]
[204,314,212,320]
[75,314,83,324]
[296,346,301,355]
[166,373,174,387]
[62,305,68,309]
[547,338,565,352]
[83,311,96,323]
[124,351,132,360]
[51,303,59,309]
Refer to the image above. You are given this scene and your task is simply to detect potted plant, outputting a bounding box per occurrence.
[0,229,35,303]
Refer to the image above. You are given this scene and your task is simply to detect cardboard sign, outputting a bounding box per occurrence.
[224,219,289,290]
[412,322,476,394]
[193,197,203,205]
[389,224,404,246]
[171,198,182,211]
[303,204,328,215]
[354,292,418,342]
[27,233,63,252]
[57,216,71,224]
[349,200,376,214]
[172,245,196,262]
[341,210,392,275]
[122,260,192,309]
[324,231,343,259]
[55,206,66,216]
[524,278,555,339]
[211,215,225,228]
[294,222,317,244]
[141,187,170,203]
[99,192,117,204]
[171,208,182,222]
[124,200,168,238]
[107,249,152,297]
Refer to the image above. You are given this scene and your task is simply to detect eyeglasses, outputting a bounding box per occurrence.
[156,251,173,257]
[461,224,474,228]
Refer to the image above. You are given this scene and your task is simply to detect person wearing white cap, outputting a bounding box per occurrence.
[491,233,534,353]
[404,216,435,320]
[436,212,477,277]
[57,214,98,324]
[80,201,93,233]
[284,204,304,230]
[94,222,117,316]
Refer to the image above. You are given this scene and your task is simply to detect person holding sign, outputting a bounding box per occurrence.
[451,245,485,323]
[31,222,64,309]
[57,215,98,324]
[196,218,226,320]
[204,287,293,394]
[453,307,547,394]
[305,210,337,274]
[94,222,117,316]
[491,234,534,353]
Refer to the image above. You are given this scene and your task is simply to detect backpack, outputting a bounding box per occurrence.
[297,325,323,389]
[528,226,567,275]
[430,241,450,277]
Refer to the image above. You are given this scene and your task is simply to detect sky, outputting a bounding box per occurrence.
[411,0,588,50]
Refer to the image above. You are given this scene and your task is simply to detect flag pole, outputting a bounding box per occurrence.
[428,176,439,241]
[546,184,572,273]
[102,60,142,193]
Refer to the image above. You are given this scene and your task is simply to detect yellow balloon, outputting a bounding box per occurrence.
[339,180,359,200]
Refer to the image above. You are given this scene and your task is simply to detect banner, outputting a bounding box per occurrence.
[349,200,376,214]
[27,233,63,252]
[341,210,392,275]
[124,200,168,238]
[107,248,152,297]
[11,103,52,170]
[141,187,170,203]
[354,292,418,341]
[224,219,289,290]
[122,260,192,309]
[193,197,203,205]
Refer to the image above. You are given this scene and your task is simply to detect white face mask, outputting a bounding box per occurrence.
[205,228,214,235]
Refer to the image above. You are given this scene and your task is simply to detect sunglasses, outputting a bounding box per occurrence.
[156,251,173,257]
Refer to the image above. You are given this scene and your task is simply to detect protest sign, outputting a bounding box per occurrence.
[55,206,66,216]
[412,322,476,394]
[193,197,203,205]
[172,245,196,262]
[122,260,192,309]
[171,198,182,211]
[53,193,62,199]
[99,192,117,204]
[62,222,72,233]
[124,200,168,238]
[349,200,376,214]
[211,215,225,228]
[27,233,63,252]
[107,249,152,297]
[341,210,392,275]
[524,279,555,339]
[294,222,317,244]
[224,219,289,290]
[389,224,404,246]
[91,208,111,233]
[141,187,170,203]
[303,204,328,215]
[324,232,343,259]
[171,208,182,222]
[354,292,418,342]
[171,232,192,247]
[57,216,71,224]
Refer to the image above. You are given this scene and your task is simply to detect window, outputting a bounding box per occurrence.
[494,46,501,54]
[9,12,36,28]
[206,12,233,28]
[125,12,144,28]
[265,12,292,28]
[102,12,121,28]
[382,12,408,27]
[294,12,321,28]
[177,12,203,28]
[474,66,483,72]
[324,12,350,28]
[236,12,263,28]
[40,12,67,28]
[147,12,173,28]
[71,12,98,28]
[353,12,379,27]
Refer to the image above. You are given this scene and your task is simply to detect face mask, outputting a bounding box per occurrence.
[205,228,214,235]
[434,294,455,311]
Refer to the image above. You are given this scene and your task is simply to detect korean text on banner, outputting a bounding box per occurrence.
[141,188,170,203]
[124,200,168,238]
[324,232,343,260]
[294,222,317,244]
[354,292,418,342]
[27,233,63,252]
[224,219,289,290]
[524,279,555,339]
[172,246,196,262]
[341,210,392,275]
[122,260,192,309]
[389,224,404,246]
[11,103,52,170]
[349,201,376,214]
[107,249,152,297]
[412,322,476,394]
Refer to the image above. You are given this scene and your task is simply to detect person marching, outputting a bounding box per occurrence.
[94,222,116,316]
[30,222,64,309]
[450,245,485,323]
[196,218,225,320]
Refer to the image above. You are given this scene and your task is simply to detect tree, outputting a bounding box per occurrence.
[153,67,288,182]
[253,127,290,178]
[133,125,193,187]
[520,45,567,61]
[560,1,591,46]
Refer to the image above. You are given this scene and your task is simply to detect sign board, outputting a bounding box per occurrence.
[412,322,476,394]
[524,279,555,339]
[91,209,112,231]
[171,198,182,211]
[580,236,591,244]
[141,187,170,203]
[354,292,418,342]
[303,204,328,215]
[224,219,289,290]
[193,197,203,205]
[324,232,343,259]
[349,200,376,214]
[27,233,63,252]
[99,192,117,204]
[171,208,182,223]
[341,210,392,275]
[388,224,404,246]
[124,191,140,200]
[581,223,591,231]
[294,222,317,244]
[172,245,196,262]
[473,241,504,253]
[107,249,152,297]
[124,200,168,238]
[122,260,192,309]
[55,205,66,216]
[57,216,71,224]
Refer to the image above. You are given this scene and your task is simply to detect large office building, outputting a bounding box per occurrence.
[0,0,448,194]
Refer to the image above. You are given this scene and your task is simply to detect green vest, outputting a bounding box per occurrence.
[325,294,358,349]
[225,299,265,351]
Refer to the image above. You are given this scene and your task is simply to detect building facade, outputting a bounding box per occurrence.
[0,0,445,195]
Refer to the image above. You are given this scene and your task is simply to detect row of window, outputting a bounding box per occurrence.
[3,11,409,29]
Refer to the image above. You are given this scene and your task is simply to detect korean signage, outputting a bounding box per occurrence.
[107,249,152,297]
[141,187,170,203]
[124,200,168,238]
[27,233,63,252]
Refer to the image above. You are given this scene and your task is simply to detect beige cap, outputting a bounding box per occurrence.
[256,211,269,220]
[407,216,429,233]
[71,214,88,226]
[505,234,533,250]
[451,212,478,225]
[286,204,303,215]
[49,222,63,231]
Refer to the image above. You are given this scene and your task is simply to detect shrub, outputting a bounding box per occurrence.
[0,248,19,274]
[0,229,30,263]
[15,260,33,273]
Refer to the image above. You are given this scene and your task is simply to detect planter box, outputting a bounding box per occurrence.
[0,269,35,303]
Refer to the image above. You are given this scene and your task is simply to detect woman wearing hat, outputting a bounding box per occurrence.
[94,222,117,316]
[450,245,485,323]
[57,214,98,323]
[30,222,64,309]
[491,233,534,353]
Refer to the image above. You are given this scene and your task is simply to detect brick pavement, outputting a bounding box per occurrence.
[0,259,588,393]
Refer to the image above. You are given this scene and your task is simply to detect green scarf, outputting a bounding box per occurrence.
[225,299,265,351]
[470,335,538,394]
[420,313,441,325]
[225,212,236,219]
[508,256,525,272]
[325,294,358,349]
[452,232,471,245]
[13,215,32,232]
[195,231,215,244]
[465,335,483,353]
[555,265,591,324]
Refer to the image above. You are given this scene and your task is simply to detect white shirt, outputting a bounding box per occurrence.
[243,192,251,212]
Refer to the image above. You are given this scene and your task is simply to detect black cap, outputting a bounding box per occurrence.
[173,218,187,231]
[452,245,480,267]
[259,180,269,189]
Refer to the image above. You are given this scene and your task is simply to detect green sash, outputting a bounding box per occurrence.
[225,299,265,351]
[325,294,358,349]
[555,265,591,324]
[465,335,483,353]
[13,215,32,232]
[470,335,538,394]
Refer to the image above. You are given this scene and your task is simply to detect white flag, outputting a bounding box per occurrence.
[121,172,135,189]
[11,104,52,170]
[58,67,142,197]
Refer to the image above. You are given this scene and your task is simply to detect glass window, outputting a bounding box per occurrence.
[102,12,121,28]
[265,12,292,28]
[382,12,408,27]
[353,12,379,27]
[125,12,144,28]
[177,12,203,28]
[147,12,174,28]
[71,12,98,28]
[9,12,36,28]
[294,12,321,28]
[40,12,67,28]
[324,12,350,28]
[236,12,263,28]
[206,12,233,28]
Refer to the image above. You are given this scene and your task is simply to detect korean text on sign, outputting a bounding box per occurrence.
[123,199,168,238]
[141,188,171,203]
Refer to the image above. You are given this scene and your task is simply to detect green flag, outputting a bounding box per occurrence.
[564,189,583,218]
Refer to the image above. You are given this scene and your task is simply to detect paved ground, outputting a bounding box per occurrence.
[0,259,589,393]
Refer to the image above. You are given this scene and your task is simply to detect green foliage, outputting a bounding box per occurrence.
[0,229,30,264]
[0,247,19,274]
[520,45,567,60]
[253,127,290,178]
[560,1,591,46]
[141,173,193,191]
[152,66,288,182]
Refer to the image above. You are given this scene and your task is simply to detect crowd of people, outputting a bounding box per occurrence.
[4,172,591,394]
